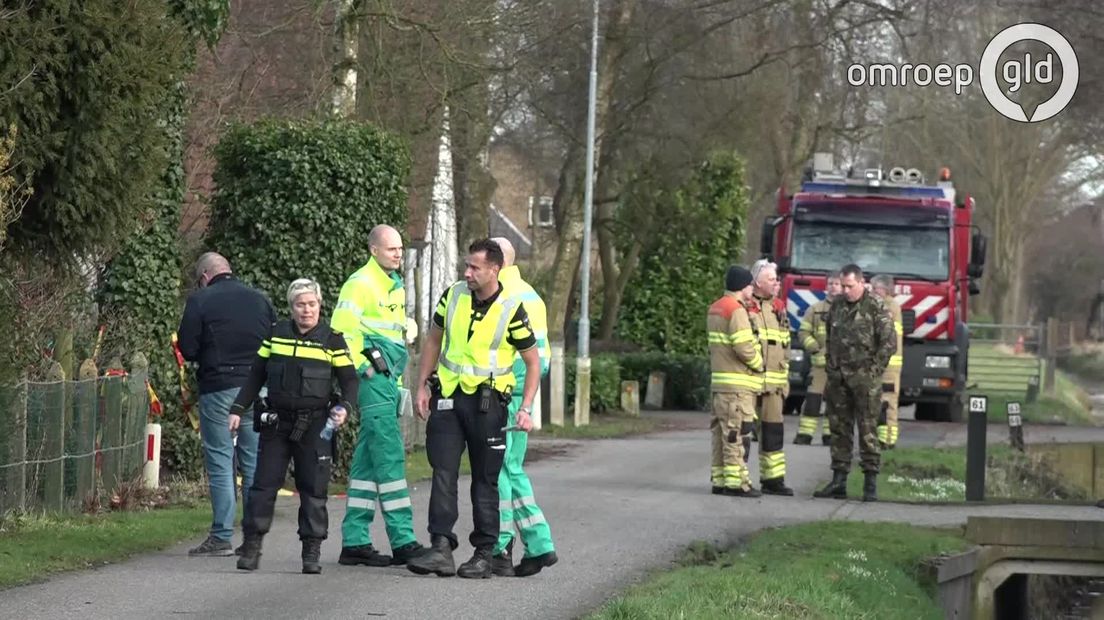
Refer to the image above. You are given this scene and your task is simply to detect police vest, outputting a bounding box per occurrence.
[437,282,519,397]
[261,320,342,412]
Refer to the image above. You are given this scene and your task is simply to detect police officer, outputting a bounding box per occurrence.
[408,238,542,579]
[794,273,842,446]
[814,264,896,502]
[232,279,359,574]
[335,224,426,567]
[707,265,764,498]
[750,259,794,496]
[870,274,903,450]
[488,237,558,578]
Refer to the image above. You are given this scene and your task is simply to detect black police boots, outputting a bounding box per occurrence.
[407,535,456,577]
[813,471,848,499]
[390,541,427,566]
[302,538,323,574]
[863,473,878,502]
[236,535,263,571]
[761,478,795,496]
[339,544,392,567]
[492,541,515,577]
[515,551,558,577]
[458,548,493,579]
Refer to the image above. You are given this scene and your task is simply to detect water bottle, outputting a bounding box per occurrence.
[320,405,345,440]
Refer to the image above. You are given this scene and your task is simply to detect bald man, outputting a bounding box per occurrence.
[335,225,427,567]
[487,237,558,577]
[178,252,276,556]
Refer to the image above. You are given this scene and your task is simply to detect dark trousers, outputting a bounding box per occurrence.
[243,412,332,540]
[426,389,508,551]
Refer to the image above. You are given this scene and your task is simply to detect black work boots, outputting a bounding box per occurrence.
[761,478,795,496]
[863,473,878,502]
[236,535,263,571]
[515,551,558,577]
[492,542,515,577]
[457,548,493,579]
[814,471,848,499]
[301,538,323,574]
[390,541,427,566]
[793,433,813,445]
[338,544,392,567]
[407,536,456,577]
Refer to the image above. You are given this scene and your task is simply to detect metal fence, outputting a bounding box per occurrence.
[0,354,150,514]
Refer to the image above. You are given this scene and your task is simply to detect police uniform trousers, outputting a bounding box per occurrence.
[877,367,901,447]
[426,388,508,551]
[797,366,831,440]
[825,371,881,474]
[711,391,755,490]
[244,411,332,540]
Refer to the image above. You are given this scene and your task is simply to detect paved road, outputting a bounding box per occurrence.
[5,413,1104,620]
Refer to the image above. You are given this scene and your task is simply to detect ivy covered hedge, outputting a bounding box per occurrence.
[617,152,749,355]
[207,118,410,482]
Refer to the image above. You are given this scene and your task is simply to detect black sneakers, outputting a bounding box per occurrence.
[189,536,234,557]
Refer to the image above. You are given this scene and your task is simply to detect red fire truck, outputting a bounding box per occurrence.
[760,154,987,422]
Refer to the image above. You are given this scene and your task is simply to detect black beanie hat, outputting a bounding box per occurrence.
[726,265,753,292]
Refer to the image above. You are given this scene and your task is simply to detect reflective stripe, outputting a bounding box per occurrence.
[378,479,408,494]
[362,318,405,334]
[712,372,762,388]
[499,500,514,510]
[516,514,547,529]
[269,342,330,362]
[336,300,363,315]
[798,416,819,434]
[381,497,412,512]
[347,497,374,510]
[512,495,537,509]
[889,355,903,367]
[439,283,517,378]
[348,479,378,492]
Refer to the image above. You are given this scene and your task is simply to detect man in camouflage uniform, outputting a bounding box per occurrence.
[706,265,764,498]
[813,264,896,502]
[870,274,904,450]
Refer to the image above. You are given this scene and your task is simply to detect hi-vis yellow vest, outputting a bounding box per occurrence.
[885,295,904,370]
[437,282,520,397]
[332,257,406,373]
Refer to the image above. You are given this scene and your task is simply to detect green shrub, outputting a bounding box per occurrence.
[206,118,409,482]
[619,352,710,411]
[565,354,622,414]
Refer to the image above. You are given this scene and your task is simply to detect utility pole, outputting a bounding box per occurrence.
[574,0,600,427]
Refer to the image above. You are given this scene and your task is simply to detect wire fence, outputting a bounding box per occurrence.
[0,353,150,514]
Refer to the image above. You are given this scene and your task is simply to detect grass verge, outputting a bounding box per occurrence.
[533,413,657,439]
[590,521,967,620]
[840,445,1085,502]
[0,505,211,589]
[970,344,1095,426]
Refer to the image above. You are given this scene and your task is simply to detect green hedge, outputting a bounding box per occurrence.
[206,118,409,483]
[565,354,622,414]
[618,352,710,411]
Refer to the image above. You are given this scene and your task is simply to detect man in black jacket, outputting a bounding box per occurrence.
[178,252,276,556]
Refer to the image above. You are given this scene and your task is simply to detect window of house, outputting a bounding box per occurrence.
[532,195,554,227]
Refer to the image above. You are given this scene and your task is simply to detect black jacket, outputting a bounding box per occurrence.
[177,274,276,394]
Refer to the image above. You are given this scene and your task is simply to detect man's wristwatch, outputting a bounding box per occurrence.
[518,406,531,416]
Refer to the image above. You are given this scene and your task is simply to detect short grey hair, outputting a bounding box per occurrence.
[287,278,322,307]
[870,274,894,292]
[751,258,777,283]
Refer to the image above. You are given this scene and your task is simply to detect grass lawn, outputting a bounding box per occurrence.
[0,506,211,589]
[590,521,967,620]
[969,343,1095,426]
[533,414,657,439]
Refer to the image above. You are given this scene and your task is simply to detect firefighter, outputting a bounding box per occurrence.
[408,238,543,579]
[487,237,558,578]
[707,265,764,497]
[232,279,358,574]
[794,274,842,446]
[750,259,794,496]
[336,225,426,567]
[814,264,896,502]
[870,274,903,450]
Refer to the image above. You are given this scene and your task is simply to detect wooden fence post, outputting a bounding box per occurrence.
[43,362,66,512]
[75,358,98,503]
[128,353,150,478]
[1,377,28,513]
[1044,318,1058,394]
[103,357,125,491]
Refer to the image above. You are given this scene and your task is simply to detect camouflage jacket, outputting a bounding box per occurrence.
[825,291,896,377]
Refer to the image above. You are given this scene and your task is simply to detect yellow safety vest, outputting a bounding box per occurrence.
[332,257,406,372]
[885,296,904,369]
[437,282,521,397]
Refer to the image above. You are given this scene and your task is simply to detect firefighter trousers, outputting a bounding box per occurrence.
[495,396,555,558]
[877,368,901,447]
[341,372,416,550]
[755,390,786,482]
[797,366,830,440]
[244,412,331,540]
[711,391,755,490]
[426,389,508,551]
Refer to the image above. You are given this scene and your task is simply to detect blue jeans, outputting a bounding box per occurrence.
[199,388,259,542]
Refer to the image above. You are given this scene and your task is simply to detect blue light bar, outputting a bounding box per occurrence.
[800,181,950,200]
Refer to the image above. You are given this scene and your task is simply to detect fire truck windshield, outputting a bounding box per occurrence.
[791,222,949,280]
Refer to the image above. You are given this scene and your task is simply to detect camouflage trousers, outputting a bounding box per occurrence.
[825,371,881,474]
